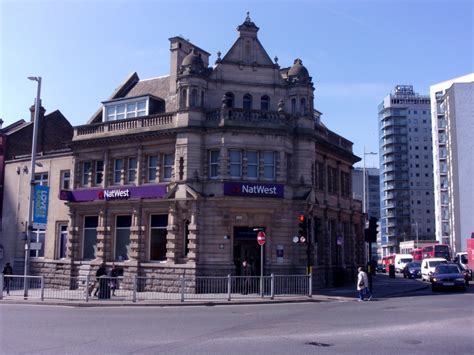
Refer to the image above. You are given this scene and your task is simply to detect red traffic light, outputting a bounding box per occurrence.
[297,215,305,222]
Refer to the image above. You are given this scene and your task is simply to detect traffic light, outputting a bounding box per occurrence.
[297,214,307,243]
[365,217,378,243]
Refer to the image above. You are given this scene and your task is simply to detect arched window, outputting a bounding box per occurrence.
[201,91,205,107]
[243,94,252,110]
[190,89,198,107]
[261,95,270,111]
[225,92,234,108]
[291,98,296,114]
[300,98,307,115]
[181,89,187,109]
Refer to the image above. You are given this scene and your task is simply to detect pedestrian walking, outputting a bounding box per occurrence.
[110,263,119,296]
[2,262,13,295]
[93,262,108,298]
[241,259,252,294]
[357,266,372,301]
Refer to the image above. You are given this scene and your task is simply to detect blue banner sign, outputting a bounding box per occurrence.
[33,185,49,228]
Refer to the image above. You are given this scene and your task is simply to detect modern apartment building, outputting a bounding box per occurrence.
[430,74,474,254]
[378,85,435,256]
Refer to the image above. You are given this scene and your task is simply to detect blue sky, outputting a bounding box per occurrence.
[1,0,472,167]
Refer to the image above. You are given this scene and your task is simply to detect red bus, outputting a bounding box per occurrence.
[411,248,423,261]
[382,255,395,272]
[422,244,451,260]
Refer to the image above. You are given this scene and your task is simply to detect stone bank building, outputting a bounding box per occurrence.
[8,16,365,287]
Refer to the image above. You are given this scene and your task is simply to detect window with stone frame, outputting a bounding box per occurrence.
[83,216,98,260]
[163,153,174,181]
[315,161,324,190]
[30,229,45,258]
[127,157,137,183]
[260,95,270,111]
[148,155,159,182]
[246,151,259,179]
[82,161,91,186]
[327,166,333,193]
[340,171,351,198]
[263,151,276,180]
[243,94,252,110]
[209,150,219,179]
[150,214,168,261]
[113,158,124,185]
[95,160,104,185]
[60,170,71,190]
[115,215,131,261]
[229,149,242,178]
[57,223,68,259]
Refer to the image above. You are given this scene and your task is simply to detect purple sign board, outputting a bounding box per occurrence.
[60,184,167,202]
[224,182,284,199]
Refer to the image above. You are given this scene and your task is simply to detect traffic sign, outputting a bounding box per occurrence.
[257,231,266,246]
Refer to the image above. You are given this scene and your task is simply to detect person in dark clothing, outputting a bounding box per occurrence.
[3,262,13,295]
[110,263,119,296]
[93,263,108,297]
[241,259,252,294]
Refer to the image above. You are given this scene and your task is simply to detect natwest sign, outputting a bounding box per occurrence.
[99,188,130,200]
[224,182,284,198]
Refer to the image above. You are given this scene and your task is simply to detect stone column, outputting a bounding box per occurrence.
[67,210,79,260]
[187,206,198,263]
[96,209,109,261]
[166,204,179,262]
[129,207,142,261]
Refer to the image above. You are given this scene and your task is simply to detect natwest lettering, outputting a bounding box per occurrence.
[241,184,277,195]
[101,189,130,200]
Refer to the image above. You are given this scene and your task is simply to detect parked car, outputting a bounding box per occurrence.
[421,258,447,282]
[403,261,421,279]
[431,263,466,292]
[376,264,386,273]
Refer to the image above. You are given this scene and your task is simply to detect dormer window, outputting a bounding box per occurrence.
[102,95,166,122]
[105,99,146,121]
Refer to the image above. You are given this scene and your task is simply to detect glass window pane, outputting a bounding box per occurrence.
[115,228,130,261]
[150,229,167,261]
[116,104,125,113]
[137,100,146,110]
[116,215,132,228]
[151,214,168,227]
[84,229,97,260]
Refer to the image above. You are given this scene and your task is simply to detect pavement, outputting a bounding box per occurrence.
[0,273,428,307]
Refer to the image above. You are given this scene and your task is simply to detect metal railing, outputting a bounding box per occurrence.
[1,274,312,303]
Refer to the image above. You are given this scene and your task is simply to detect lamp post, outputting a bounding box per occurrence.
[24,76,42,299]
[362,147,377,216]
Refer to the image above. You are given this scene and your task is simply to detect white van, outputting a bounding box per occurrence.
[394,254,413,273]
[421,258,447,281]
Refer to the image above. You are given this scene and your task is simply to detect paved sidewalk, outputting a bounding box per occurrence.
[0,274,428,307]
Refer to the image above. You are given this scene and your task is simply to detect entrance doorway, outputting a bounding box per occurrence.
[233,226,265,276]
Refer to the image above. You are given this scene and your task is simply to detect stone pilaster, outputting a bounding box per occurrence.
[186,206,198,263]
[129,207,142,261]
[166,204,179,262]
[67,210,80,260]
[96,209,109,261]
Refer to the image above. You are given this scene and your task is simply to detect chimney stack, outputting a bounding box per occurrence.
[29,102,46,122]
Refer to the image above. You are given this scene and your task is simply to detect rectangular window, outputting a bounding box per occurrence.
[209,150,219,178]
[114,158,123,184]
[229,150,242,178]
[316,162,324,191]
[150,214,168,261]
[148,156,158,182]
[30,229,45,258]
[95,160,104,185]
[105,99,147,121]
[58,223,68,259]
[163,154,174,180]
[263,151,275,179]
[82,162,91,186]
[60,170,70,190]
[115,215,131,261]
[128,157,137,183]
[83,216,98,260]
[247,151,258,179]
[34,172,49,186]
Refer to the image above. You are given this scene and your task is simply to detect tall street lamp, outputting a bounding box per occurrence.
[24,76,42,299]
[363,147,377,216]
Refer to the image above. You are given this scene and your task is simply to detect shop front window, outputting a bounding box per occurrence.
[150,214,168,261]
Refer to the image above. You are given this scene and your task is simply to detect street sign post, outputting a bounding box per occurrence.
[256,230,266,297]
